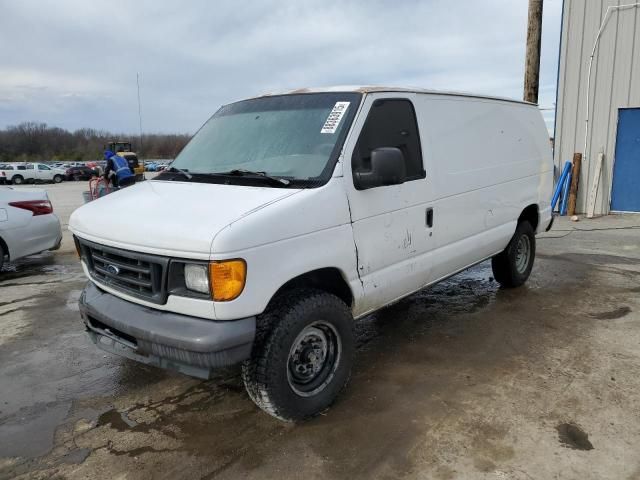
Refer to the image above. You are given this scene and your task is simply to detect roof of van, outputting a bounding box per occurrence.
[251,85,536,106]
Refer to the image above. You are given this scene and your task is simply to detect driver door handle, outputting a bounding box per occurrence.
[426,208,434,228]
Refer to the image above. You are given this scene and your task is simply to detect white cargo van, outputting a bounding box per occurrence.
[70,87,553,421]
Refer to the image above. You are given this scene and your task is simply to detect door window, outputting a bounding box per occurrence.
[352,98,424,182]
[38,164,51,170]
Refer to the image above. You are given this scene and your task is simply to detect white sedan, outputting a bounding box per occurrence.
[0,186,62,269]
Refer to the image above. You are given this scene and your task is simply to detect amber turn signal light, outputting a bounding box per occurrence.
[209,259,246,301]
[73,236,82,258]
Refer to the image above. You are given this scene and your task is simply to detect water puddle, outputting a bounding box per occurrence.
[60,448,91,465]
[0,253,56,278]
[0,252,83,287]
[0,402,71,458]
[97,409,138,431]
[355,263,498,349]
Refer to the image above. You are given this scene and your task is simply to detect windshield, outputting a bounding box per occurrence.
[167,93,361,186]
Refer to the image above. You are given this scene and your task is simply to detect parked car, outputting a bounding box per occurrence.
[70,87,553,421]
[31,163,67,184]
[0,186,62,269]
[66,166,96,181]
[0,164,30,185]
[0,163,66,184]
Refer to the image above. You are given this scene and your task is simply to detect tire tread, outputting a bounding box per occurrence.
[241,288,354,421]
[491,220,535,288]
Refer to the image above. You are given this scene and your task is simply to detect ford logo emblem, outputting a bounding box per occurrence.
[106,264,120,275]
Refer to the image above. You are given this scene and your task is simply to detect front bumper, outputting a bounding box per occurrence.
[79,282,256,379]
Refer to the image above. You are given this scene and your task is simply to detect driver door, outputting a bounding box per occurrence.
[36,163,53,181]
[344,93,435,316]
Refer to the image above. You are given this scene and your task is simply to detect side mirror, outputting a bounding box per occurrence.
[354,147,407,190]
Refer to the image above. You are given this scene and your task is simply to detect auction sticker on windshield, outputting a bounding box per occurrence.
[321,102,350,134]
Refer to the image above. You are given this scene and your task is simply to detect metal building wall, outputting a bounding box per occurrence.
[554,0,640,214]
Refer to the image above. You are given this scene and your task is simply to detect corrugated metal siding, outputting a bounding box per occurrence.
[554,0,640,214]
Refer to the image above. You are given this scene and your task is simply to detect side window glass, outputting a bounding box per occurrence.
[38,164,51,170]
[25,164,34,170]
[352,98,424,181]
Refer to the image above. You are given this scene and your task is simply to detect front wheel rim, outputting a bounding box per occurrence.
[515,234,531,274]
[287,321,342,397]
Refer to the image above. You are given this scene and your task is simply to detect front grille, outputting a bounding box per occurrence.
[78,238,169,304]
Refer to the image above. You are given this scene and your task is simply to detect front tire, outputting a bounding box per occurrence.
[242,289,355,421]
[0,242,5,270]
[53,174,63,183]
[12,175,24,185]
[492,220,536,288]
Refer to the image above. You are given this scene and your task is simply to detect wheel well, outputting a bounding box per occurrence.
[519,204,539,232]
[272,268,353,307]
[0,235,8,259]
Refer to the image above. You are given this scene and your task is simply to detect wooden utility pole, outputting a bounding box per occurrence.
[524,0,544,103]
[567,152,582,216]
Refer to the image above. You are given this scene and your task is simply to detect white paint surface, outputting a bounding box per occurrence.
[70,88,552,321]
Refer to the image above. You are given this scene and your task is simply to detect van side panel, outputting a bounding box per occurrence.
[415,95,553,281]
[213,92,553,321]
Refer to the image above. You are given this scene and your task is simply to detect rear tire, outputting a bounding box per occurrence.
[242,289,355,421]
[53,174,63,183]
[0,242,4,270]
[492,221,536,288]
[12,175,24,185]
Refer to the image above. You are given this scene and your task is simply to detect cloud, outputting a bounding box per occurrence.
[0,0,562,134]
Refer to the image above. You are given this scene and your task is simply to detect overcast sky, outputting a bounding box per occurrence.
[0,0,562,135]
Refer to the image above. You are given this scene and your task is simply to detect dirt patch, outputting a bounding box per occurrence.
[552,253,640,266]
[590,306,632,320]
[556,423,594,451]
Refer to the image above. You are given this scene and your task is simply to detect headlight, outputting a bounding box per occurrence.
[209,259,246,301]
[184,264,210,294]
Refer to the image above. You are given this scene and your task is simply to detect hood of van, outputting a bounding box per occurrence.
[69,180,301,258]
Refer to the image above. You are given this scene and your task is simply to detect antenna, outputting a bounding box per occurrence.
[137,72,143,158]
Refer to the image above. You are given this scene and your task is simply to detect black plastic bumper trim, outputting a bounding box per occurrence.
[79,282,255,375]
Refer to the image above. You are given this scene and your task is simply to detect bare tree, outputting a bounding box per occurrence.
[0,123,191,162]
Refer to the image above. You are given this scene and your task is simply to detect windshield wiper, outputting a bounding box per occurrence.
[166,166,193,180]
[214,169,291,186]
